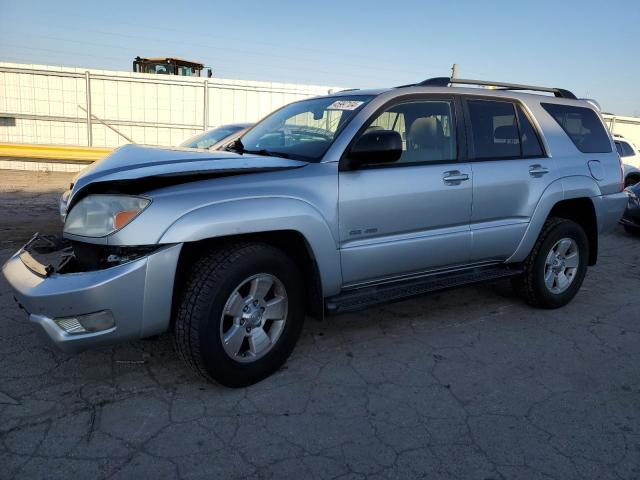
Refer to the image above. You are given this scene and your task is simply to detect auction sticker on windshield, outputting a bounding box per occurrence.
[327,100,364,111]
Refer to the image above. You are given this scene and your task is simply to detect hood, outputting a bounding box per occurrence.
[70,144,307,200]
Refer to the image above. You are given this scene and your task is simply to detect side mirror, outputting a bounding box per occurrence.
[348,130,403,167]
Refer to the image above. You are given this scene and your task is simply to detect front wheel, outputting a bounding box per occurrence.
[174,243,305,387]
[513,218,589,309]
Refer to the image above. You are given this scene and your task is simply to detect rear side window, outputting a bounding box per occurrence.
[516,105,544,157]
[466,100,544,160]
[541,103,612,153]
[467,100,520,159]
[616,142,624,156]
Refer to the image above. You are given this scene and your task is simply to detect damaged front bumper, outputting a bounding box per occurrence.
[1,234,182,353]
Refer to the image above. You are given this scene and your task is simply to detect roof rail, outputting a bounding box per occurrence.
[407,77,577,99]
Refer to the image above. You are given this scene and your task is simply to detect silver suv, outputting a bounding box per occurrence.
[2,77,628,386]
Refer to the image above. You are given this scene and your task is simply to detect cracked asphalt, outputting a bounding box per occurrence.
[1,169,639,480]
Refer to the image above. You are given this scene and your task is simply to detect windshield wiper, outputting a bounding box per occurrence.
[225,139,245,154]
[244,149,291,159]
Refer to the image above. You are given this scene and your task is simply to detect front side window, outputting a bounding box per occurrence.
[541,103,612,153]
[359,100,457,165]
[239,95,373,161]
[621,141,635,157]
[615,141,624,156]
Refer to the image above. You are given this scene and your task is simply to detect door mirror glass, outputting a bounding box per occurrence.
[349,130,403,167]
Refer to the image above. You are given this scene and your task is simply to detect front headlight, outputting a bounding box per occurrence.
[64,194,151,237]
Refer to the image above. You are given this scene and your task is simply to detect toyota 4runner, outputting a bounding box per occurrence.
[2,77,628,386]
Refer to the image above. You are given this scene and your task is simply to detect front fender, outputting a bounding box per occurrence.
[507,176,601,263]
[159,197,342,296]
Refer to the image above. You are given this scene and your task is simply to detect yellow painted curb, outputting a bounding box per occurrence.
[0,143,112,162]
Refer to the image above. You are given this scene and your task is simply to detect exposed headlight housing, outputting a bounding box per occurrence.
[64,194,151,238]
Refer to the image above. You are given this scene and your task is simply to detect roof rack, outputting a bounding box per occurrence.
[406,77,577,100]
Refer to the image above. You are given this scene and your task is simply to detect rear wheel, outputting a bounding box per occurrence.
[513,218,588,309]
[174,243,305,387]
[624,224,640,235]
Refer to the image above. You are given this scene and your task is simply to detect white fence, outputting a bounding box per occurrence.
[603,114,640,148]
[2,62,639,152]
[0,62,341,148]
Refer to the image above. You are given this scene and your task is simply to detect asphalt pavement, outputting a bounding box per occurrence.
[1,169,639,480]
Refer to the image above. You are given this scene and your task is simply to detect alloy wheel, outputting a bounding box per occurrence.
[543,237,579,294]
[219,273,288,363]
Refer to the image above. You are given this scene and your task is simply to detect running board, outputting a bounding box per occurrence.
[325,264,523,315]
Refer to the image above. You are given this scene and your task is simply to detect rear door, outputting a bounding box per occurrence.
[463,98,551,262]
[338,96,473,285]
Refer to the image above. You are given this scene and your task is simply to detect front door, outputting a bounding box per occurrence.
[338,97,473,286]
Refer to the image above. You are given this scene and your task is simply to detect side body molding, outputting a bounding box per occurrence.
[159,197,342,296]
[507,176,601,263]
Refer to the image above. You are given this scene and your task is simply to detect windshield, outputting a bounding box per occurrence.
[239,95,373,161]
[180,125,245,149]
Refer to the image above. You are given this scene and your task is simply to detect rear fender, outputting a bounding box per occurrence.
[507,176,601,263]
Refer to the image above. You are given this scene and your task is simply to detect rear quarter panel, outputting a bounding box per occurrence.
[506,98,619,262]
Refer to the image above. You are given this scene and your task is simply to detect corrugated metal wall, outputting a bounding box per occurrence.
[0,62,341,148]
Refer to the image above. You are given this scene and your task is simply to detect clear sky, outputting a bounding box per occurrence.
[1,0,639,116]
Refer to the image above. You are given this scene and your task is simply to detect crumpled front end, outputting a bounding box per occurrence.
[1,234,182,353]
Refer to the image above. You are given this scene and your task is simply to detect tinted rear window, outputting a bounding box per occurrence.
[541,103,611,153]
[516,104,544,157]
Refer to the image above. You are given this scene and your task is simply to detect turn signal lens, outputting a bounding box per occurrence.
[114,210,140,230]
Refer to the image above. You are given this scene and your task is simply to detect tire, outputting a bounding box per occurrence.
[513,217,589,309]
[174,243,305,387]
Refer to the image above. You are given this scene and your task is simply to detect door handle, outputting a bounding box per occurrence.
[443,171,470,184]
[529,164,549,177]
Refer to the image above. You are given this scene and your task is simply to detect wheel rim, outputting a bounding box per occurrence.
[543,237,579,294]
[219,273,288,363]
